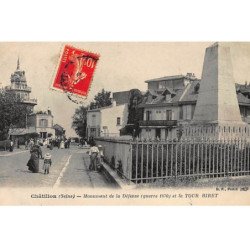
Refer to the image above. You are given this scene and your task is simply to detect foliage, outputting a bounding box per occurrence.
[54,127,65,137]
[123,89,144,137]
[72,105,88,138]
[0,89,31,140]
[89,89,112,109]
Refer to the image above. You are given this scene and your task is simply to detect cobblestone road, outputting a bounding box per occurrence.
[0,146,111,188]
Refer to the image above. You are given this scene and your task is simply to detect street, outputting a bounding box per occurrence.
[0,145,112,188]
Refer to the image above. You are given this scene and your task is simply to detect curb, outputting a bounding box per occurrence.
[0,150,27,157]
[101,162,136,189]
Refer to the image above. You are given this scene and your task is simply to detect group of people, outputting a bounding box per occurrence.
[24,139,35,150]
[25,137,72,175]
[25,137,104,175]
[26,141,52,174]
[54,138,71,149]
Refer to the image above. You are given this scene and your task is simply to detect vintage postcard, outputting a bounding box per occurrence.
[0,42,250,205]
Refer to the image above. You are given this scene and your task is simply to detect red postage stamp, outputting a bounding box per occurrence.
[52,45,99,97]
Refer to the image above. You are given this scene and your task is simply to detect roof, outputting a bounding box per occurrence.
[53,124,64,130]
[139,80,250,109]
[178,80,199,103]
[145,74,199,83]
[9,127,37,136]
[236,83,250,94]
[138,81,200,108]
[237,92,250,105]
[113,91,131,105]
[162,87,176,95]
[88,103,126,112]
[145,75,186,83]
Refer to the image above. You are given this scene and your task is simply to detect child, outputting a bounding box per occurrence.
[43,152,52,174]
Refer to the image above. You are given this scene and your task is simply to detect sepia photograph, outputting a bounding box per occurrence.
[0,42,250,204]
[1,2,250,250]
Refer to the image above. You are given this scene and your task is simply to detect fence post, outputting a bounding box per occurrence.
[171,140,173,177]
[247,141,249,175]
[128,142,133,182]
[146,138,149,182]
[237,138,240,176]
[175,140,178,179]
[135,138,139,184]
[188,139,191,176]
[156,140,159,179]
[161,141,164,179]
[165,139,169,178]
[140,139,144,183]
[244,139,247,175]
[180,139,183,176]
[184,138,187,176]
[208,138,211,178]
[151,140,154,182]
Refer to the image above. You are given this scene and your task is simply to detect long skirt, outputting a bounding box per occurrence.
[27,153,39,173]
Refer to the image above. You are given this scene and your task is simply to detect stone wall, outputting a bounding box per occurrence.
[95,138,132,180]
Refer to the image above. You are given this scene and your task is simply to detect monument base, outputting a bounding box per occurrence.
[181,121,250,141]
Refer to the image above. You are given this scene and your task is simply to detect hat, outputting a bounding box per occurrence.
[44,153,51,160]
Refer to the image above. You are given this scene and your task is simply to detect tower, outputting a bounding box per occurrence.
[6,58,37,112]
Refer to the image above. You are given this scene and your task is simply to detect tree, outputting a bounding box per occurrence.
[90,89,112,109]
[121,89,144,137]
[72,105,88,138]
[0,89,31,140]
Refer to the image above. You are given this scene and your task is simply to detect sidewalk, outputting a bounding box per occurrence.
[0,147,28,157]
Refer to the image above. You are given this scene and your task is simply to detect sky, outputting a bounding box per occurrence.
[1,42,250,136]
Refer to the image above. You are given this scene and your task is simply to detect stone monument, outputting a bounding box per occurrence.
[183,42,250,140]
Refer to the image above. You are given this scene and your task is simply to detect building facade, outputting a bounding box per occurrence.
[28,110,55,139]
[86,90,134,139]
[138,73,250,140]
[86,101,128,139]
[139,73,198,139]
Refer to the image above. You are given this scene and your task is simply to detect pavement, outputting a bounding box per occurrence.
[0,145,112,188]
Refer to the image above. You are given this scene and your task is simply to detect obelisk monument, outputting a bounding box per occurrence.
[193,42,242,123]
[184,42,249,139]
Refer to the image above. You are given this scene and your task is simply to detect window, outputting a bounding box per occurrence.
[159,82,165,89]
[165,94,171,102]
[166,110,172,121]
[39,119,48,127]
[191,105,195,119]
[117,117,121,125]
[146,128,151,138]
[92,114,96,126]
[179,106,183,120]
[146,111,152,121]
[156,128,161,139]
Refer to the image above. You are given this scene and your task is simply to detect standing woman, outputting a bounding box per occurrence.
[27,145,41,173]
[60,140,65,149]
[9,140,14,152]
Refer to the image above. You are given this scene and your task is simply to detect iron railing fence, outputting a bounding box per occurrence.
[130,138,250,184]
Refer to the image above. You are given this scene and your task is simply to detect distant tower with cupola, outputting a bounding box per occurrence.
[5,58,37,112]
